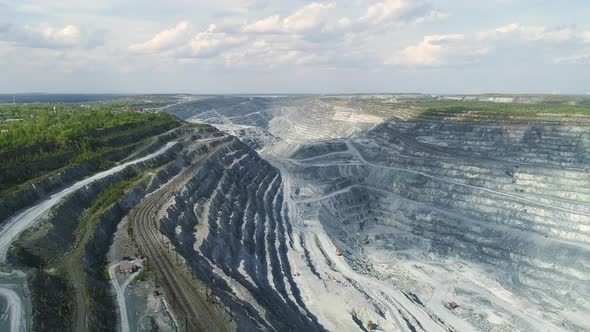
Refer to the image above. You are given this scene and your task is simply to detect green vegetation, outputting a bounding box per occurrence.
[0,102,181,196]
[343,96,590,120]
[409,99,590,117]
[83,175,143,220]
[13,171,149,332]
[63,174,146,330]
[109,94,185,109]
[69,174,143,277]
[0,103,177,151]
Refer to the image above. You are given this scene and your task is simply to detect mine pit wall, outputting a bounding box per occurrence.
[312,118,590,328]
[0,125,185,223]
[373,119,590,168]
[81,185,147,331]
[7,142,184,332]
[289,141,348,160]
[163,100,590,329]
[166,97,273,129]
[159,138,323,331]
[316,187,382,252]
[79,154,189,331]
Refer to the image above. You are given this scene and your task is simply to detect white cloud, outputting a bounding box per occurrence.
[125,1,447,68]
[387,34,487,65]
[283,2,335,32]
[388,22,590,67]
[242,15,281,33]
[222,37,333,68]
[129,21,190,53]
[179,24,247,58]
[118,5,590,76]
[128,22,246,58]
[242,2,335,34]
[555,50,590,64]
[361,0,441,25]
[2,0,590,93]
[336,17,352,30]
[476,22,590,65]
[414,10,449,24]
[33,24,80,44]
[0,23,98,49]
[480,23,583,43]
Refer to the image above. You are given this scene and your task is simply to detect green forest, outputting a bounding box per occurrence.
[412,99,590,117]
[0,102,181,195]
[343,96,590,119]
[0,103,176,150]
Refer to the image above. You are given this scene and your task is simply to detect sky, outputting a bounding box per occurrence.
[0,0,589,94]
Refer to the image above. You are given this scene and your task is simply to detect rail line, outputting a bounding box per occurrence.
[129,137,232,332]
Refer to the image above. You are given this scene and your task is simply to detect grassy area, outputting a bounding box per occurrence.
[61,173,146,329]
[17,172,147,331]
[343,96,590,119]
[83,175,143,219]
[0,102,182,196]
[65,174,143,280]
[409,99,590,117]
[0,103,178,151]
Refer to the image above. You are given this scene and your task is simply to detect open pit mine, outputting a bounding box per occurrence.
[1,95,589,332]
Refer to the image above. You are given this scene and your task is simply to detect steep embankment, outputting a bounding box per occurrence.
[68,117,325,331]
[7,139,182,331]
[5,95,587,331]
[1,124,219,331]
[156,137,321,331]
[0,108,181,222]
[168,96,590,332]
[279,107,590,331]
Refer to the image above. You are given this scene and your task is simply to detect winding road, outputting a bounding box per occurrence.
[109,261,142,332]
[0,142,177,332]
[0,141,178,260]
[0,287,24,332]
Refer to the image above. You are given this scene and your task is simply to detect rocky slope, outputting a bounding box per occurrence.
[0,124,232,331]
[168,96,590,332]
[2,95,588,332]
[158,137,324,331]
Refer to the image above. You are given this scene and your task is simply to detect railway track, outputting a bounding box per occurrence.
[130,137,233,332]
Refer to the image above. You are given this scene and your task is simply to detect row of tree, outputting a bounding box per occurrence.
[0,103,175,151]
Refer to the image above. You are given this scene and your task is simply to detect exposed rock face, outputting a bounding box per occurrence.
[159,137,323,331]
[167,97,590,332]
[6,130,188,332]
[9,97,588,331]
[8,126,223,331]
[167,97,272,130]
[0,126,182,222]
